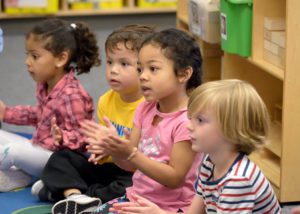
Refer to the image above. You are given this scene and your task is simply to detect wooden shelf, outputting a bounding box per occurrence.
[266,122,282,157]
[248,57,284,80]
[177,0,300,202]
[177,14,188,25]
[0,7,176,20]
[249,150,280,188]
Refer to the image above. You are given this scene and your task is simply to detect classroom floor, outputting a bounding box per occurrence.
[0,186,52,214]
[282,203,300,214]
[0,129,299,213]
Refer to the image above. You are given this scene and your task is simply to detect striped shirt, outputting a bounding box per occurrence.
[3,70,94,151]
[195,153,281,213]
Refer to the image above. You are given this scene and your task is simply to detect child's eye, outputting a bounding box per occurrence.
[32,54,39,60]
[121,62,130,67]
[197,117,204,123]
[106,60,112,65]
[150,66,158,72]
[137,67,142,74]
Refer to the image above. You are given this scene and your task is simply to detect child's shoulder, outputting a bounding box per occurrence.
[63,83,91,99]
[136,100,156,111]
[226,153,267,187]
[99,90,144,106]
[99,89,115,100]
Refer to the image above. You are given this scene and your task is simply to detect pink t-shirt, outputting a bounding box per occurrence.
[126,101,202,212]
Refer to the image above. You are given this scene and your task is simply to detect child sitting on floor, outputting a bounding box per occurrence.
[0,18,100,192]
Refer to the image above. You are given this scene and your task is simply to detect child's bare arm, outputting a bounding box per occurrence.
[129,140,196,188]
[187,195,206,214]
[103,134,196,188]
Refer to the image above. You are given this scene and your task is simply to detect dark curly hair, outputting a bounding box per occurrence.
[26,18,101,75]
[140,28,203,91]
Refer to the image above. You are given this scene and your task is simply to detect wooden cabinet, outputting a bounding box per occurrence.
[176,0,222,82]
[223,0,300,202]
[177,0,300,203]
[0,0,176,19]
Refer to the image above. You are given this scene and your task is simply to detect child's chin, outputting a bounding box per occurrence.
[191,145,201,153]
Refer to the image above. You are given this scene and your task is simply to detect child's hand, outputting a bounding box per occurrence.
[292,207,300,214]
[51,117,62,146]
[80,116,117,146]
[0,100,6,121]
[87,153,104,164]
[110,194,166,214]
[101,134,135,160]
[86,144,107,164]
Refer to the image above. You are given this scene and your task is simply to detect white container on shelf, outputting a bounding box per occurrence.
[188,0,220,43]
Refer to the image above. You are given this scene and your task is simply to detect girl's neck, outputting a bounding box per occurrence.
[120,90,143,103]
[157,90,189,113]
[46,69,65,94]
[209,149,240,181]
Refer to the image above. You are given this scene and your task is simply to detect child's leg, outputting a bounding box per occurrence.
[41,149,100,200]
[0,129,31,168]
[85,163,133,203]
[0,130,52,177]
[92,195,129,214]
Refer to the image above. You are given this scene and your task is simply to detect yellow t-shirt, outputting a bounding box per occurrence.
[97,89,144,163]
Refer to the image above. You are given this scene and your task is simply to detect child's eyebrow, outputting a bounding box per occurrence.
[118,57,132,61]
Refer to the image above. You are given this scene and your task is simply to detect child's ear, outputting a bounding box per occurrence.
[178,66,193,83]
[55,50,70,68]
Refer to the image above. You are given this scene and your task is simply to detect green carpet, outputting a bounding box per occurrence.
[12,205,52,214]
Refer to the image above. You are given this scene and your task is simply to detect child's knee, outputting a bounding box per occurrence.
[0,142,25,169]
[0,145,16,169]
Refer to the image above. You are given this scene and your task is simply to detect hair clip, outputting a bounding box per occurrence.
[70,23,77,30]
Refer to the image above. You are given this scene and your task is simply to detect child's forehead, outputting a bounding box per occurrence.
[189,98,216,117]
[106,42,135,54]
[26,34,49,51]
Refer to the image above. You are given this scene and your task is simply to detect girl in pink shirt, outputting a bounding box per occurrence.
[87,28,203,214]
[0,18,100,192]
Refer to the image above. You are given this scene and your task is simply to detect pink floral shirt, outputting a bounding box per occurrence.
[3,70,94,151]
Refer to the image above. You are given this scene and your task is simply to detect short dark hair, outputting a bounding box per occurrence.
[105,24,155,53]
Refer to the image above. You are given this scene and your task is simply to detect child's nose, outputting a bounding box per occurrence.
[139,71,148,81]
[25,57,31,67]
[110,65,119,75]
[187,120,193,131]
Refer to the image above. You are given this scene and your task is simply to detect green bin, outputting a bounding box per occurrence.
[220,0,253,57]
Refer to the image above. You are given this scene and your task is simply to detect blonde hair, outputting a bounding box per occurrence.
[188,79,270,155]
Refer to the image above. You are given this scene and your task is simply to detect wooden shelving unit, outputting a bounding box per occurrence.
[176,0,222,82]
[177,0,300,203]
[223,0,300,203]
[0,0,176,19]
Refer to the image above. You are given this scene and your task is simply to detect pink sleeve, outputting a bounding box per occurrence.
[3,105,38,126]
[58,93,94,150]
[173,118,191,143]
